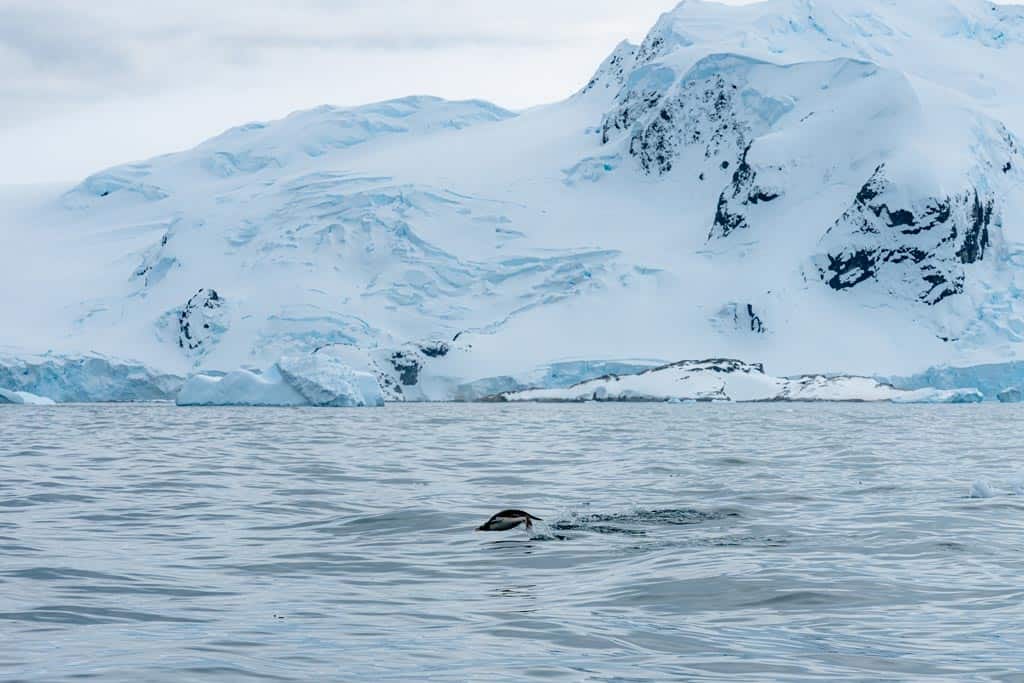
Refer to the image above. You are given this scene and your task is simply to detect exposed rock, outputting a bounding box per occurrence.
[419,341,450,358]
[176,289,228,356]
[579,41,638,96]
[815,165,997,305]
[708,145,782,240]
[388,351,422,389]
[601,57,758,176]
[713,303,767,334]
[132,226,178,288]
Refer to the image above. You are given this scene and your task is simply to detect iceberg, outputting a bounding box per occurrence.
[890,388,984,404]
[0,388,56,405]
[176,366,307,407]
[997,387,1023,403]
[970,480,996,499]
[277,354,384,407]
[176,353,383,407]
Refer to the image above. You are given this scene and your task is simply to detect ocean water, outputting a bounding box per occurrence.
[2,403,1023,681]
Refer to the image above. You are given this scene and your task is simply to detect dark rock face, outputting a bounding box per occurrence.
[580,42,638,96]
[999,125,1021,175]
[601,69,751,176]
[388,351,422,387]
[631,16,692,67]
[816,165,996,305]
[375,371,404,399]
[708,145,781,240]
[178,289,226,354]
[385,341,450,391]
[359,339,474,401]
[714,302,767,334]
[957,193,994,264]
[132,229,178,288]
[746,305,766,334]
[419,341,450,358]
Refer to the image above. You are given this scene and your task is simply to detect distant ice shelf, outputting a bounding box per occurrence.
[497,360,984,404]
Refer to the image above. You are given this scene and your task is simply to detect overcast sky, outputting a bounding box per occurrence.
[6,0,1011,185]
[1,0,739,184]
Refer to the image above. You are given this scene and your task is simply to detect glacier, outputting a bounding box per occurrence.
[3,0,1024,400]
[0,388,56,406]
[890,360,1024,401]
[176,352,384,407]
[0,351,183,403]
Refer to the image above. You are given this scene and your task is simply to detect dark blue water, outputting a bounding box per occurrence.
[2,403,1023,681]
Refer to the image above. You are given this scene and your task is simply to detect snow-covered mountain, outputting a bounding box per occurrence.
[4,0,1024,398]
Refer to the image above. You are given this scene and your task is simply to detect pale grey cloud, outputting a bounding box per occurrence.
[0,0,801,184]
[0,0,660,123]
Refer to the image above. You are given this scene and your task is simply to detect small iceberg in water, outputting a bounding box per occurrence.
[969,480,995,499]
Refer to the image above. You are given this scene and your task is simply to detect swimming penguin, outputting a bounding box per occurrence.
[476,510,543,532]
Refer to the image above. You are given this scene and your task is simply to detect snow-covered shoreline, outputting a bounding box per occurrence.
[496,360,984,405]
[3,349,1013,406]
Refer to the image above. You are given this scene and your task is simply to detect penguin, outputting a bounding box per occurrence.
[476,510,543,532]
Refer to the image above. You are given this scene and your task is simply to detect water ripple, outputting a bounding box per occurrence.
[2,402,1024,680]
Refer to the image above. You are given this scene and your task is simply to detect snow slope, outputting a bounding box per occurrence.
[3,0,1024,397]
